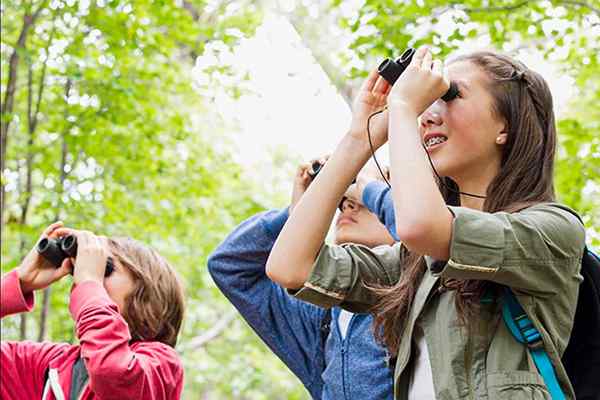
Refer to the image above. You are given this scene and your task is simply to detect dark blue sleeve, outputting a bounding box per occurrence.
[362,181,400,241]
[207,209,325,398]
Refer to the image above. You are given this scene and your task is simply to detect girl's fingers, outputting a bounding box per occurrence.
[360,68,380,92]
[432,59,443,76]
[56,258,73,277]
[383,83,392,96]
[373,76,390,94]
[421,51,433,70]
[411,46,428,67]
[43,221,64,238]
[53,227,75,235]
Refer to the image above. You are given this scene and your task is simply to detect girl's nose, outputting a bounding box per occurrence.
[420,101,444,129]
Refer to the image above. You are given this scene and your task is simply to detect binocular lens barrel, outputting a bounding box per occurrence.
[37,238,65,267]
[36,235,114,277]
[378,47,459,102]
[308,161,323,179]
[61,235,77,257]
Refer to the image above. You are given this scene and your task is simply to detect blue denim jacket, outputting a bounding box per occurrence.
[207,182,395,399]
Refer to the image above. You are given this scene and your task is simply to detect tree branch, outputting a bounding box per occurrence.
[559,0,600,15]
[180,309,237,350]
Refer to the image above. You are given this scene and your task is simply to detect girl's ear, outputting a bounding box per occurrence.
[495,132,508,145]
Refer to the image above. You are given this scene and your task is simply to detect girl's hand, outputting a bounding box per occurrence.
[17,222,72,294]
[290,156,328,213]
[388,46,449,116]
[348,67,391,150]
[54,228,109,285]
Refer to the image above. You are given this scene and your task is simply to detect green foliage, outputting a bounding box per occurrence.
[2,1,599,399]
[1,1,309,398]
[332,0,599,245]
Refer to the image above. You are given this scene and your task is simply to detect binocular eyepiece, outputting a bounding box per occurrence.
[378,48,459,102]
[37,235,114,277]
[307,161,323,179]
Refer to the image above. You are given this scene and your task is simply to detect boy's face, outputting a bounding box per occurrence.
[334,196,395,248]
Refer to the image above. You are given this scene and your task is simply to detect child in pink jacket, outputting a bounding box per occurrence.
[1,222,185,400]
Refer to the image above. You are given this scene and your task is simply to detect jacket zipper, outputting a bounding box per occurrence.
[337,311,357,400]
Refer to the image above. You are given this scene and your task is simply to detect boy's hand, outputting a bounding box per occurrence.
[290,156,328,213]
[17,222,72,294]
[54,228,109,285]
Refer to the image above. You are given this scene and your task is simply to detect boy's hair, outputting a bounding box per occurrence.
[107,237,185,347]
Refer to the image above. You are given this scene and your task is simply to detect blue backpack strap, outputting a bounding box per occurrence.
[502,288,566,400]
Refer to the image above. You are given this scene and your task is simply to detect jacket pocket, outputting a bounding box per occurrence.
[487,371,551,400]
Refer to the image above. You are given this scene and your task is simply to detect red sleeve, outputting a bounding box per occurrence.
[1,269,34,318]
[70,281,183,399]
[1,270,71,399]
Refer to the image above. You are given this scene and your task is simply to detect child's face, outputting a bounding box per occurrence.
[334,197,395,248]
[103,257,135,313]
[419,60,506,183]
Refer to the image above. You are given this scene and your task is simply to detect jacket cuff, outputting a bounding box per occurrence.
[69,280,114,321]
[362,181,389,212]
[1,270,35,315]
[363,181,399,242]
[262,208,289,239]
[288,245,351,308]
[432,206,504,279]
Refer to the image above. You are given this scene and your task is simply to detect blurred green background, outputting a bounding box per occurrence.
[1,1,598,398]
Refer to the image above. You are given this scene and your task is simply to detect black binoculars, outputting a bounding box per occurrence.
[378,48,459,102]
[37,235,114,277]
[307,161,323,179]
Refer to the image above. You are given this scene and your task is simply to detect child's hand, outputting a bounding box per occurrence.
[347,67,390,150]
[17,222,72,294]
[388,46,449,116]
[290,156,329,213]
[54,228,109,285]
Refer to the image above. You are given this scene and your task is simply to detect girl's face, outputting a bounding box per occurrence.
[419,60,506,182]
[334,197,395,247]
[103,257,135,313]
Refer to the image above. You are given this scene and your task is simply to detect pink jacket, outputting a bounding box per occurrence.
[1,270,183,400]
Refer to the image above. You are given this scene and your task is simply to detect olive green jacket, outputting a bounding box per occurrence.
[292,203,585,399]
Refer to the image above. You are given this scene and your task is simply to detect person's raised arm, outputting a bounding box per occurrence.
[387,46,453,260]
[266,68,391,289]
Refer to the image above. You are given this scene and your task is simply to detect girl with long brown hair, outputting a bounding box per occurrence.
[266,46,585,399]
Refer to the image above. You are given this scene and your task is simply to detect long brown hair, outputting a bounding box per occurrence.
[371,51,557,354]
[108,237,185,348]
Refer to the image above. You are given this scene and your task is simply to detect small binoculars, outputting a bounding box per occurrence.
[37,235,114,277]
[378,48,459,102]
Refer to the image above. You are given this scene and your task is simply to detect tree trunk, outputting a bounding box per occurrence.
[1,4,46,245]
[38,78,71,342]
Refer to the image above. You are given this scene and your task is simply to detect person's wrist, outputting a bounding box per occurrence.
[388,98,420,119]
[341,131,374,157]
[73,272,103,286]
[18,276,35,294]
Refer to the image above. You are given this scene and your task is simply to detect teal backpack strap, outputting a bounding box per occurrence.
[502,288,566,400]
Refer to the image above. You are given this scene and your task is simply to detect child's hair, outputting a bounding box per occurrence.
[107,237,185,347]
[371,50,557,354]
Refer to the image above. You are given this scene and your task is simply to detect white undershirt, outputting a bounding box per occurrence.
[338,310,354,339]
[408,326,436,399]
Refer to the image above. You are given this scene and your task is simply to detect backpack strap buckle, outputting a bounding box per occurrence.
[514,314,544,349]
